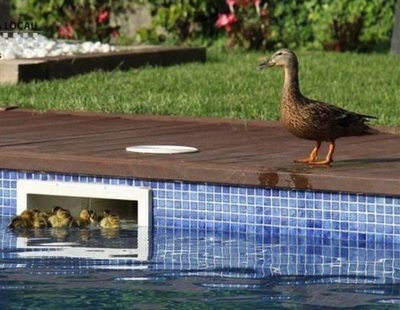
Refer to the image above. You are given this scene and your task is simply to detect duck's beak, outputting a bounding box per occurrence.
[257,58,274,70]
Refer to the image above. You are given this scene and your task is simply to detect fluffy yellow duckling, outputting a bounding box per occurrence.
[47,206,74,228]
[32,209,49,228]
[76,208,97,228]
[100,210,120,229]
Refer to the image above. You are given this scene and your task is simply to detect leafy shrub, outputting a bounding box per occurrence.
[11,0,65,37]
[265,0,396,51]
[138,0,270,49]
[12,0,124,42]
[267,0,315,49]
[308,0,396,51]
[139,0,396,51]
[215,0,270,50]
[11,0,396,51]
[136,0,224,44]
[61,0,122,42]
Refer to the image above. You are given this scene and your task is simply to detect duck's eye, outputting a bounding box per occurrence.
[277,52,282,56]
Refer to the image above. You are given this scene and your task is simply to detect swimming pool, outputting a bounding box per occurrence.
[1,218,400,309]
[1,169,400,308]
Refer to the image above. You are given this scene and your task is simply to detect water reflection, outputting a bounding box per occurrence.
[1,218,400,308]
[3,219,147,260]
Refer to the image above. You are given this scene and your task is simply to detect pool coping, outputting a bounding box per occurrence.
[0,109,399,196]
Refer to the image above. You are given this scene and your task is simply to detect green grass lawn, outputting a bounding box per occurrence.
[0,50,399,126]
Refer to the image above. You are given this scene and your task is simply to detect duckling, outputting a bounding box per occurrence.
[76,208,97,228]
[33,216,48,228]
[32,209,49,218]
[32,209,49,228]
[100,210,120,229]
[20,210,34,224]
[47,206,74,228]
[8,215,32,229]
[8,210,35,229]
[258,49,378,165]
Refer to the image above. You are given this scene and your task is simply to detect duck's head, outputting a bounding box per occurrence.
[8,216,30,229]
[79,208,91,221]
[105,214,120,228]
[33,216,48,228]
[20,210,34,222]
[101,210,120,229]
[53,206,71,219]
[258,49,298,70]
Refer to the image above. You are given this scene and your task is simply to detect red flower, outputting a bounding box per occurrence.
[97,10,109,23]
[216,14,228,28]
[58,24,74,38]
[216,13,238,32]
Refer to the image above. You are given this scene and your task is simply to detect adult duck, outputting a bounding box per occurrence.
[258,49,378,165]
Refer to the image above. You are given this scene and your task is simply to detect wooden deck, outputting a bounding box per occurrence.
[0,109,399,196]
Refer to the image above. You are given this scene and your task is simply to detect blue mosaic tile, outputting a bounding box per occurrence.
[0,169,400,243]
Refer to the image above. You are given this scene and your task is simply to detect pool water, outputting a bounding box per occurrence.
[1,217,400,309]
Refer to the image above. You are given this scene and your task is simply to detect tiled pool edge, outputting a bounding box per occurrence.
[1,169,400,244]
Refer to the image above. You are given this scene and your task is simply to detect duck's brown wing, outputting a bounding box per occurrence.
[305,99,378,139]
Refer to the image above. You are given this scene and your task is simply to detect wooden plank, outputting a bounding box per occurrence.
[0,118,195,147]
[16,122,215,153]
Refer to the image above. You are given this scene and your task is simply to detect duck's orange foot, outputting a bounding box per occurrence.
[308,159,332,166]
[294,141,335,167]
[294,158,332,166]
[294,142,320,164]
[294,157,317,164]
